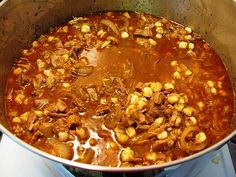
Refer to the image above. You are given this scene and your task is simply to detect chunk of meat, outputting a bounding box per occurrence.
[134,28,153,37]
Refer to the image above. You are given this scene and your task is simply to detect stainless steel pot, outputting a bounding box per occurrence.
[0,0,236,172]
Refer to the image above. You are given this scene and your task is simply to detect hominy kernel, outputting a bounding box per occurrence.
[58,132,69,142]
[47,36,55,41]
[32,41,39,48]
[183,106,193,116]
[34,110,43,117]
[143,87,153,98]
[121,31,129,39]
[170,60,178,66]
[130,94,139,105]
[155,117,164,126]
[179,41,188,49]
[188,42,195,50]
[211,87,217,95]
[207,80,214,87]
[62,83,71,88]
[81,24,90,33]
[121,147,134,162]
[164,83,174,90]
[111,97,118,104]
[13,67,23,75]
[167,94,180,104]
[172,71,181,79]
[146,152,158,162]
[195,132,207,144]
[174,103,185,112]
[137,99,147,110]
[157,131,168,140]
[185,27,192,34]
[12,117,21,123]
[148,38,157,46]
[184,35,192,41]
[154,21,162,27]
[155,33,162,39]
[126,127,136,137]
[156,27,164,34]
[150,82,162,92]
[184,70,192,76]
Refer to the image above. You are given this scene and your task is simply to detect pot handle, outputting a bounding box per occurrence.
[228,136,236,170]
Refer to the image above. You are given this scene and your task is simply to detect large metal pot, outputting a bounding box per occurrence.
[0,0,236,172]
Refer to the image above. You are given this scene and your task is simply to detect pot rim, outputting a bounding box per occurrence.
[0,124,235,172]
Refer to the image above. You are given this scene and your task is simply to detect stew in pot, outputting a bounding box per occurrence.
[5,11,234,167]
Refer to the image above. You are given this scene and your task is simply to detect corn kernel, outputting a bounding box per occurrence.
[121,31,129,39]
[146,152,158,162]
[13,67,23,75]
[121,147,134,162]
[143,87,153,98]
[157,131,168,140]
[179,41,188,49]
[126,127,136,137]
[148,38,157,46]
[81,24,90,33]
[195,132,207,144]
[58,132,69,142]
[183,106,193,116]
[167,94,180,104]
[172,71,181,79]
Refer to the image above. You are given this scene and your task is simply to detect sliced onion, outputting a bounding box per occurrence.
[100,19,120,36]
[180,126,207,152]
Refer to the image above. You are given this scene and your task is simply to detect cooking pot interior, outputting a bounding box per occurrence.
[0,0,236,170]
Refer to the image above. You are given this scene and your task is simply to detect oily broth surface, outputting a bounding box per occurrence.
[5,12,234,166]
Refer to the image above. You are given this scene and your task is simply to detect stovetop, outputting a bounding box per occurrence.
[0,134,235,177]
